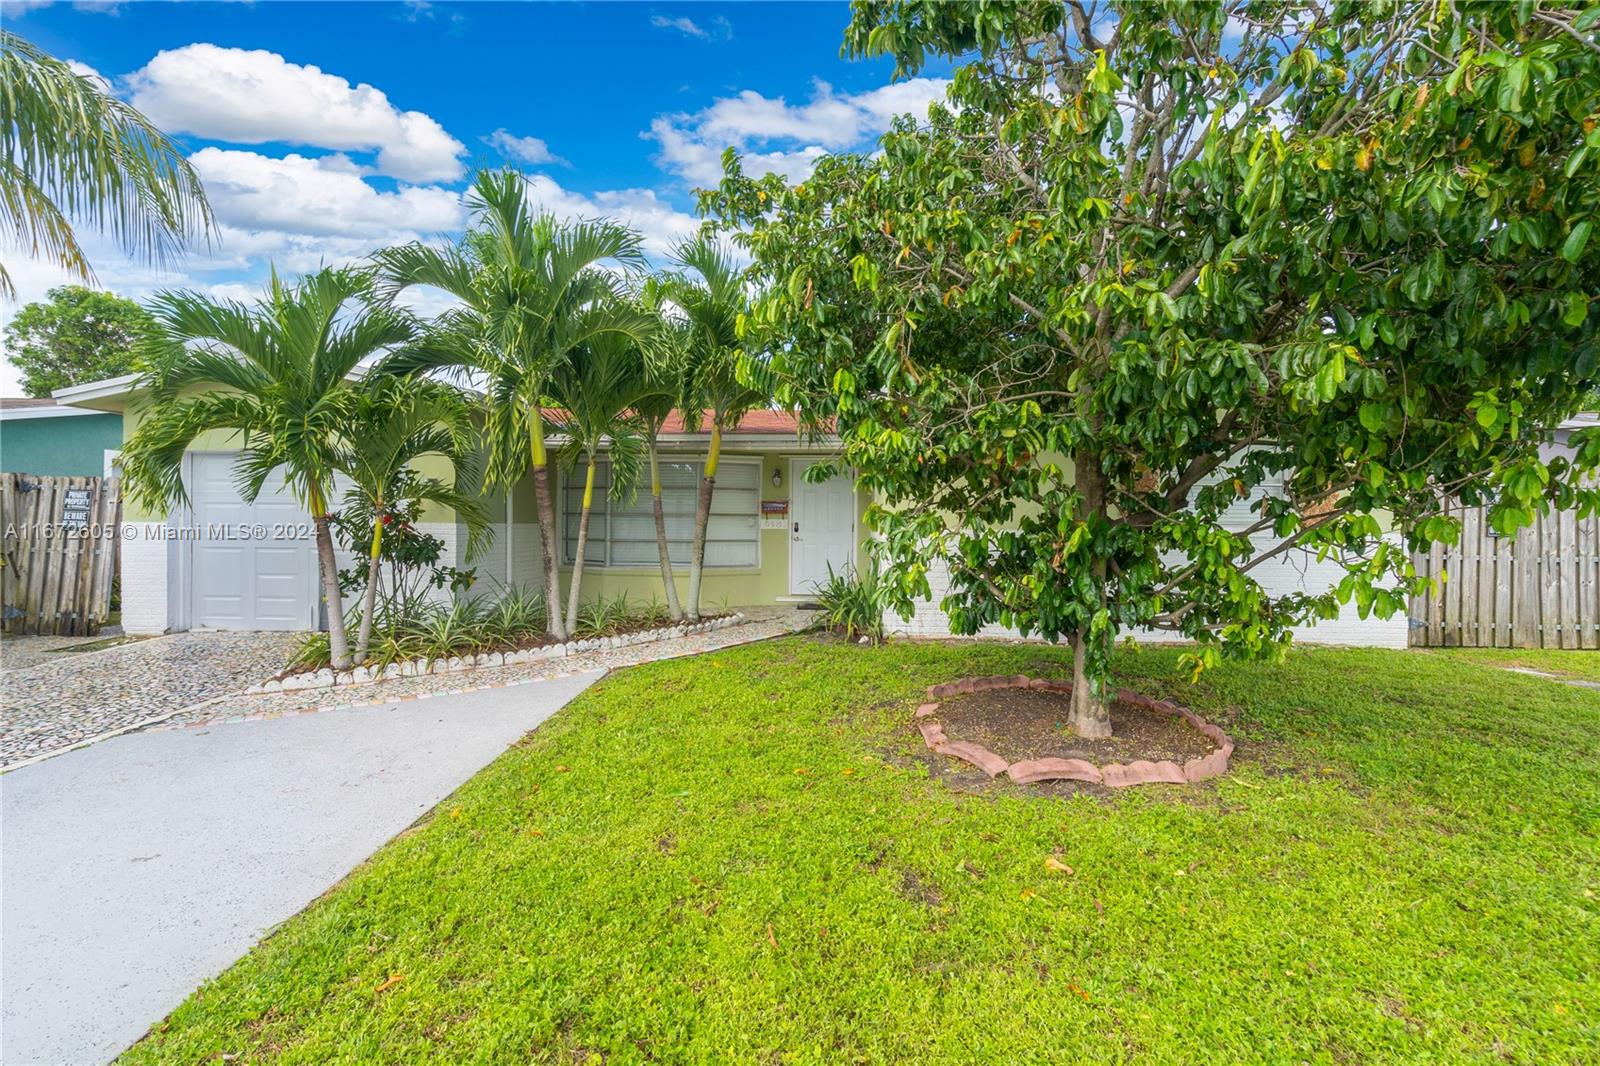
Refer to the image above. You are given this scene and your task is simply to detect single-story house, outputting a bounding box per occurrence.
[0,397,123,477]
[54,373,1407,647]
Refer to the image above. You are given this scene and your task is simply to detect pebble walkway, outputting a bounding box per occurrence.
[0,634,134,673]
[156,606,816,730]
[1,631,305,767]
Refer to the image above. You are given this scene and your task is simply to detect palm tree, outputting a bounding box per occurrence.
[547,331,663,633]
[636,278,688,621]
[0,32,213,299]
[374,169,653,642]
[120,267,415,668]
[336,377,490,663]
[664,237,766,621]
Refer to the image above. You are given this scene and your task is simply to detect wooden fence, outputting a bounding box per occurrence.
[0,473,122,636]
[1410,500,1600,648]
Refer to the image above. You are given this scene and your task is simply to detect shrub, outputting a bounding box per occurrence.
[813,559,887,644]
[482,584,547,646]
[575,591,632,638]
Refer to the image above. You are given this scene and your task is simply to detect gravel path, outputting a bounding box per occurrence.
[1,631,304,767]
[158,606,816,729]
[0,633,131,673]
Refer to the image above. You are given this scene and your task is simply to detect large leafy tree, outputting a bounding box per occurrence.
[0,32,212,300]
[711,1,1600,736]
[335,377,489,663]
[121,268,417,669]
[3,284,156,396]
[375,169,652,642]
[663,237,766,621]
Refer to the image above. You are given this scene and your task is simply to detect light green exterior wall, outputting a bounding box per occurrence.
[120,398,468,525]
[116,392,868,608]
[556,449,868,608]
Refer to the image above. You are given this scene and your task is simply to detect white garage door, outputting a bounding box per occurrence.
[188,452,319,630]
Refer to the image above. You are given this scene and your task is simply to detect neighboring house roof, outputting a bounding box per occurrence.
[0,397,117,420]
[52,373,141,412]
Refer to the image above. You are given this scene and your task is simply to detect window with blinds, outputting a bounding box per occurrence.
[562,458,761,568]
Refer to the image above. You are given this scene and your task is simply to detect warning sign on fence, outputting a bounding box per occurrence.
[61,488,93,531]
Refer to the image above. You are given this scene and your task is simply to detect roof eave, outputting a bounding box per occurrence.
[51,373,140,412]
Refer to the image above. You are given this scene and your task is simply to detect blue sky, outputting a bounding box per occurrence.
[0,0,954,392]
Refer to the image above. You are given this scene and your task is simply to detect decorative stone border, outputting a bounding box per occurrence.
[914,673,1234,788]
[246,613,746,694]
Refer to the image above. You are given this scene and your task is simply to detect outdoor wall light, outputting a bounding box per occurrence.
[771,468,783,488]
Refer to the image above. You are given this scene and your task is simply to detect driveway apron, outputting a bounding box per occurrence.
[1,671,601,1065]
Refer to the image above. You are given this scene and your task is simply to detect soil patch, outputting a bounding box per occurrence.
[908,674,1236,791]
[937,688,1216,766]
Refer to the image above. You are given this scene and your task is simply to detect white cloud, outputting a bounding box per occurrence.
[484,129,568,167]
[397,1,466,28]
[65,59,112,90]
[202,282,259,305]
[649,14,731,41]
[650,77,949,186]
[127,44,466,183]
[393,285,463,321]
[190,148,466,240]
[521,174,701,260]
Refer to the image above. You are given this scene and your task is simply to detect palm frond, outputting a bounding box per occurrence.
[0,31,213,290]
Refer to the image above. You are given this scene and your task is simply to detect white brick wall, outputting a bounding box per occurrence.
[120,523,170,635]
[886,544,1410,649]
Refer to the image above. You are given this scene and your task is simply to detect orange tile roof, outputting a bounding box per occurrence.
[659,409,804,434]
[540,408,808,435]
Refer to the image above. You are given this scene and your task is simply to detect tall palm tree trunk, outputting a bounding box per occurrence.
[354,507,384,664]
[648,442,684,621]
[311,502,351,668]
[685,421,721,622]
[529,409,568,641]
[565,457,597,635]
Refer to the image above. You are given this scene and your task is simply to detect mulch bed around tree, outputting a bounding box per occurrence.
[937,688,1216,767]
[911,674,1234,789]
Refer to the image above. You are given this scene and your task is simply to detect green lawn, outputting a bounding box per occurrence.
[1428,646,1600,684]
[126,638,1600,1065]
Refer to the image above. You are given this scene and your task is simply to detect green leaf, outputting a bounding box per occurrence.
[1560,220,1592,263]
[1563,292,1589,327]
[1359,402,1388,433]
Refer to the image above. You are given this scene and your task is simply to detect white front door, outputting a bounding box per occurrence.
[188,452,319,630]
[789,460,857,595]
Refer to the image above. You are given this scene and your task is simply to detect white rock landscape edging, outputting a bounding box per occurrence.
[246,613,747,695]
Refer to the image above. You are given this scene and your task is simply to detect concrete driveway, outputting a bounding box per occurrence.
[1,671,602,1065]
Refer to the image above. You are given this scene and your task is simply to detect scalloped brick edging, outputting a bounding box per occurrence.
[246,613,747,695]
[913,674,1234,788]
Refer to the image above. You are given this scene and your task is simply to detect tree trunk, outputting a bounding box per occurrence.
[1068,629,1112,738]
[565,457,596,634]
[1067,450,1113,738]
[354,508,383,664]
[311,511,351,669]
[648,442,684,621]
[529,409,568,641]
[685,422,721,622]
